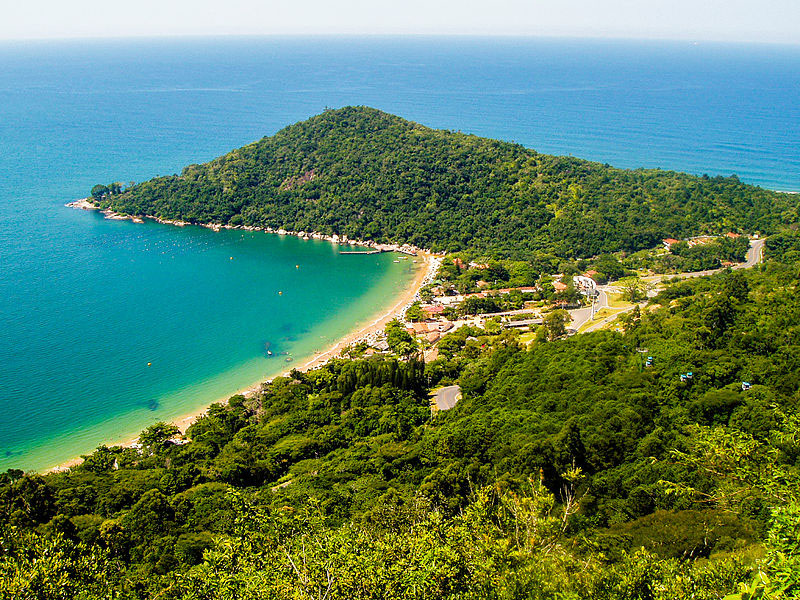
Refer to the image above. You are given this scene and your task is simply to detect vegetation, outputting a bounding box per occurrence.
[8,107,798,597]
[93,107,797,259]
[650,235,751,273]
[3,250,800,598]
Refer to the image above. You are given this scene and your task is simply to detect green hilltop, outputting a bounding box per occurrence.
[95,106,797,258]
[6,108,797,598]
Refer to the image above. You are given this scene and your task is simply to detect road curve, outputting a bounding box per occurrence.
[433,385,462,411]
[577,238,764,335]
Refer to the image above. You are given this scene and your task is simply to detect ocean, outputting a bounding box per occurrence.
[0,36,798,471]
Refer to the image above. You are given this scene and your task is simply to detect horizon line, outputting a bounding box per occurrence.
[0,32,798,48]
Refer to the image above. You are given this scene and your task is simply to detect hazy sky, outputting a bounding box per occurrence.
[3,0,799,43]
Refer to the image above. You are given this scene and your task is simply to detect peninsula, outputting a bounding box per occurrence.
[91,106,794,260]
[4,107,800,599]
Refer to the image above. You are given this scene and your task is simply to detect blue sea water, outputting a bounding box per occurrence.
[1,36,798,471]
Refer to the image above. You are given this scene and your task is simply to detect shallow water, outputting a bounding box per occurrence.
[1,36,798,471]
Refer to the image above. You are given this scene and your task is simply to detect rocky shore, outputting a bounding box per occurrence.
[66,198,423,256]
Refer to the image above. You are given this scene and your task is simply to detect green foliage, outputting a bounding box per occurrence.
[666,236,751,272]
[96,107,797,259]
[90,184,108,201]
[139,422,181,455]
[405,301,425,322]
[543,309,569,340]
[4,262,800,597]
[0,528,116,600]
[766,230,800,263]
[593,254,627,283]
[385,318,418,356]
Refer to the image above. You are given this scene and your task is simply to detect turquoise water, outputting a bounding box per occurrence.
[1,37,798,471]
[0,212,415,470]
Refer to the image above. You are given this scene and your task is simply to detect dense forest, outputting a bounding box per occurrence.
[8,108,798,597]
[92,107,798,258]
[3,239,800,598]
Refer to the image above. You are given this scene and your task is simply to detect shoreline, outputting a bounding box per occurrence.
[48,204,441,473]
[66,198,422,255]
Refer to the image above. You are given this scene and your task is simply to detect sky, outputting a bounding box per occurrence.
[2,0,799,43]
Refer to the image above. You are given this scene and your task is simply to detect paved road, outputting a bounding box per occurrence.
[577,238,765,334]
[432,385,462,411]
[568,288,608,331]
[735,238,765,270]
[581,302,645,334]
[646,238,764,283]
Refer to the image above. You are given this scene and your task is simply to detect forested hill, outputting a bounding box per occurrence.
[95,106,796,258]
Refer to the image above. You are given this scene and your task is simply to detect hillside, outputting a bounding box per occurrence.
[94,106,797,258]
[3,249,800,598]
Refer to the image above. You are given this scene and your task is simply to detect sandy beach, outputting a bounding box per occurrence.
[46,250,438,473]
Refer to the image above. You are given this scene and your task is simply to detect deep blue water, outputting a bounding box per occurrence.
[1,36,798,470]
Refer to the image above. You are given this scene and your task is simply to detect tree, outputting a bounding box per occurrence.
[723,269,749,302]
[543,309,569,340]
[619,276,644,303]
[385,319,418,357]
[138,421,181,455]
[90,184,108,201]
[405,302,424,322]
[593,254,626,283]
[0,530,114,600]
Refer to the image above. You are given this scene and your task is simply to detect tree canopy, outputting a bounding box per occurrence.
[94,106,798,259]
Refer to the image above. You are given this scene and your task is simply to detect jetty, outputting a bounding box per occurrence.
[340,250,382,255]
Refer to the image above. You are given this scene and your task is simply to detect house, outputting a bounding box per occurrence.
[553,281,568,292]
[493,287,538,295]
[726,232,742,238]
[407,323,430,335]
[663,238,680,249]
[422,304,445,316]
[687,236,715,247]
[408,322,452,336]
[572,275,597,294]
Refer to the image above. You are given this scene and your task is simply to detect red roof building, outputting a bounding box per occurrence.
[422,305,445,315]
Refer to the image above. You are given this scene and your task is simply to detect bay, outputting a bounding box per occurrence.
[1,36,798,471]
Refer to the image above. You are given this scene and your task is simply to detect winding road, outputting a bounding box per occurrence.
[432,385,462,411]
[571,238,764,334]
